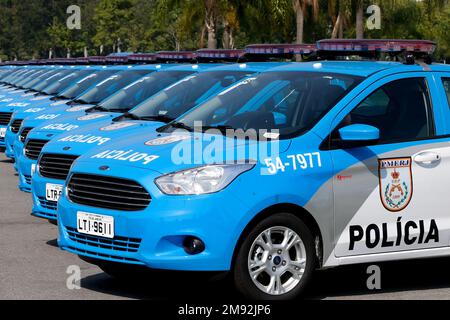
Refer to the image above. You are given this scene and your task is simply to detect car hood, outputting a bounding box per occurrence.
[76,130,291,174]
[19,104,95,128]
[41,120,166,155]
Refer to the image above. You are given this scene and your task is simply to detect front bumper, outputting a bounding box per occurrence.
[5,124,18,159]
[0,125,7,149]
[58,164,251,272]
[31,172,61,221]
[18,152,35,193]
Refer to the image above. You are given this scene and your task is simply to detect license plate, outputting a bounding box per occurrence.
[77,212,114,239]
[0,128,6,138]
[45,183,63,202]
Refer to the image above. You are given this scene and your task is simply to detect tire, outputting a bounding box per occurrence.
[48,219,57,226]
[233,213,316,300]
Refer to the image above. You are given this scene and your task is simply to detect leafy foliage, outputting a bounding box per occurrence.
[0,0,448,60]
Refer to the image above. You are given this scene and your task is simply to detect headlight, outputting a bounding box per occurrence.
[155,164,254,195]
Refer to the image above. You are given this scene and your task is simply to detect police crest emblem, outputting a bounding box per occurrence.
[378,157,413,212]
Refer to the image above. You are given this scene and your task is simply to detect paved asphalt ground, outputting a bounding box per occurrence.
[1,153,450,300]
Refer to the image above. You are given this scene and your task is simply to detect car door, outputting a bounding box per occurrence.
[327,74,450,258]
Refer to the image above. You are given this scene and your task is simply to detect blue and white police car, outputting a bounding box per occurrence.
[56,40,450,300]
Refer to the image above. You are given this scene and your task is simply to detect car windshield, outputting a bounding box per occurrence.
[15,69,48,87]
[21,69,60,89]
[42,69,94,95]
[130,71,252,122]
[7,69,36,84]
[75,69,152,105]
[99,71,194,112]
[168,71,363,139]
[57,70,118,100]
[31,69,75,92]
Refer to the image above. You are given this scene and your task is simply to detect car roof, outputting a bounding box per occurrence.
[263,60,450,77]
[202,62,290,73]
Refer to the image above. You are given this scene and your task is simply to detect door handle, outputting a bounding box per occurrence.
[413,152,441,165]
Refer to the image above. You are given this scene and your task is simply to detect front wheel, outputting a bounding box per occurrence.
[233,213,316,300]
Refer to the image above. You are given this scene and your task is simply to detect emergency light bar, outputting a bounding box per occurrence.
[106,55,129,64]
[316,39,436,55]
[156,51,196,62]
[128,53,157,63]
[195,49,246,61]
[245,44,317,55]
[88,56,107,64]
[76,57,90,65]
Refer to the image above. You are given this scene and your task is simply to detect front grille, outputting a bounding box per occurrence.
[10,119,23,133]
[19,127,33,142]
[23,175,31,185]
[24,139,48,160]
[37,196,58,212]
[66,227,142,253]
[68,174,151,211]
[0,112,12,125]
[39,154,78,181]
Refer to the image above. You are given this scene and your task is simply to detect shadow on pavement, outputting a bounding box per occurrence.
[80,256,450,300]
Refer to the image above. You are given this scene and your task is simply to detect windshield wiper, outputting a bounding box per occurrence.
[72,99,88,105]
[139,115,175,123]
[167,121,193,131]
[113,112,142,122]
[86,105,110,113]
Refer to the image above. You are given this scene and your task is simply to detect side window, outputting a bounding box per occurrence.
[443,78,450,107]
[336,77,434,145]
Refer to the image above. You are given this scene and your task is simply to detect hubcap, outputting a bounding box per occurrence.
[248,226,306,296]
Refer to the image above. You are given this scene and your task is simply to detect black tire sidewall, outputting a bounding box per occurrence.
[234,212,316,300]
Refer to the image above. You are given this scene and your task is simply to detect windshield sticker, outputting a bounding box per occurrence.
[91,149,159,165]
[100,122,137,131]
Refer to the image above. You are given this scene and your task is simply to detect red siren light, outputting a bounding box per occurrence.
[195,49,246,60]
[156,51,196,61]
[245,43,317,55]
[106,55,129,64]
[88,56,107,64]
[316,39,436,55]
[128,53,157,63]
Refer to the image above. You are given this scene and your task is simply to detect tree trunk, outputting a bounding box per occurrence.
[332,13,342,39]
[356,2,364,39]
[295,4,304,44]
[67,48,71,58]
[84,47,88,58]
[222,21,231,49]
[207,28,217,49]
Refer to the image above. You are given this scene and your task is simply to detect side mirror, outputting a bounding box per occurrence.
[338,124,379,147]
